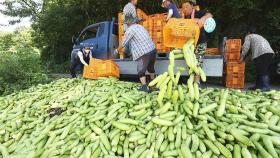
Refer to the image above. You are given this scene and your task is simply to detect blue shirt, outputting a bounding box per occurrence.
[167,3,181,18]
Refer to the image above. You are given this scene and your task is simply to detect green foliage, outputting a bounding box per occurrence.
[0,0,40,24]
[0,28,51,96]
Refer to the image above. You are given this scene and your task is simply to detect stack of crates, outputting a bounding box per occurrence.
[118,9,172,56]
[118,12,125,58]
[223,39,245,89]
[150,14,170,53]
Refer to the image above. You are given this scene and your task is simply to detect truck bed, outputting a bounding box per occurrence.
[114,55,223,77]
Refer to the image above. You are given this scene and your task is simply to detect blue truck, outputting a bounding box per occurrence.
[71,19,225,77]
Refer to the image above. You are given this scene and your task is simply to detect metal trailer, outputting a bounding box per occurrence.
[71,20,224,77]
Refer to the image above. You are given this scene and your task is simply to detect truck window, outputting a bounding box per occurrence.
[79,28,98,42]
[98,23,104,36]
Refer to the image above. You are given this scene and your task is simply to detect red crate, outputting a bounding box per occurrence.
[226,39,241,52]
[225,52,240,62]
[224,62,245,74]
[223,73,245,89]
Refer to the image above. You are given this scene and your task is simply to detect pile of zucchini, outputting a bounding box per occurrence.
[0,77,280,158]
[149,39,206,107]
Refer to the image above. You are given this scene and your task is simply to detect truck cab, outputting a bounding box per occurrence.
[72,20,118,59]
[72,19,224,77]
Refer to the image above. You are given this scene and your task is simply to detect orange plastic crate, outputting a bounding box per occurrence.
[163,18,200,48]
[83,59,120,79]
[153,33,163,39]
[225,52,240,62]
[226,39,241,52]
[137,9,148,20]
[224,73,245,89]
[117,10,175,54]
[83,65,97,79]
[206,48,220,55]
[224,62,245,74]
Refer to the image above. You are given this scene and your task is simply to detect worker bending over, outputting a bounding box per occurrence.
[70,47,92,78]
[122,14,157,93]
[162,0,181,21]
[239,27,275,92]
[182,0,213,84]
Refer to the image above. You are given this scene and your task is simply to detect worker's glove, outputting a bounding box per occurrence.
[114,49,119,55]
[137,17,144,23]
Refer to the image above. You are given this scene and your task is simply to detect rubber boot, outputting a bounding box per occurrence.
[260,75,270,92]
[249,75,261,90]
[138,84,149,93]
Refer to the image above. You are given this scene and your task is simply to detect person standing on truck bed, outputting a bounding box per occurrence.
[182,0,213,84]
[70,47,92,78]
[239,27,275,92]
[162,0,181,21]
[123,0,142,32]
[122,14,157,93]
[123,0,142,57]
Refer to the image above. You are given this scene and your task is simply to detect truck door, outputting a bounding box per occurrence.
[76,23,108,59]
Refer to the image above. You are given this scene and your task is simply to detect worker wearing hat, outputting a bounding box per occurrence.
[70,47,92,78]
[162,0,181,21]
[123,0,143,59]
[182,0,213,84]
[123,0,142,32]
[122,14,157,92]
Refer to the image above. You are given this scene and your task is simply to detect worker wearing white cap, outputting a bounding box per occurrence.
[162,0,181,21]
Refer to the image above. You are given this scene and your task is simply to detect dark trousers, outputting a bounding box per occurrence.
[70,61,84,78]
[254,53,273,76]
[136,50,157,78]
[253,53,273,90]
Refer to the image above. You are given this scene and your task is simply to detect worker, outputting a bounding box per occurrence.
[182,0,213,84]
[122,14,157,92]
[70,47,92,78]
[123,0,142,57]
[123,0,142,32]
[239,27,275,92]
[162,0,181,21]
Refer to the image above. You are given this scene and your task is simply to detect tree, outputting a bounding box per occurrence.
[0,0,41,24]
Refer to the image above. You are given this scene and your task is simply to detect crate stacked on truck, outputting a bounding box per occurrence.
[118,9,177,58]
[223,39,245,89]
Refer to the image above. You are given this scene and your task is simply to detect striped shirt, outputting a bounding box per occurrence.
[123,2,138,32]
[241,34,274,60]
[122,24,156,60]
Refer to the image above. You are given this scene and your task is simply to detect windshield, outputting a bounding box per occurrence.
[78,27,98,42]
